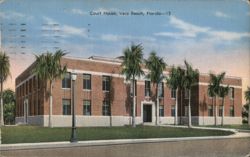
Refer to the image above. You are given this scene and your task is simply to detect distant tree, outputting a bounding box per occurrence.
[145,52,166,125]
[242,103,249,124]
[183,60,199,128]
[33,50,67,127]
[208,72,226,126]
[120,44,144,127]
[245,87,250,125]
[218,85,229,126]
[3,89,15,125]
[0,52,11,126]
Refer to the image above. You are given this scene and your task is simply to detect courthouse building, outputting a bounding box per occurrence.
[15,56,242,126]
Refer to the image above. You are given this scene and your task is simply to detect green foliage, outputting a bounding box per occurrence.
[166,66,185,90]
[183,60,199,90]
[242,103,249,124]
[245,87,250,102]
[208,72,226,97]
[3,89,15,125]
[0,52,11,83]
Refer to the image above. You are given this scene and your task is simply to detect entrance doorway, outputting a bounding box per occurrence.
[143,104,152,122]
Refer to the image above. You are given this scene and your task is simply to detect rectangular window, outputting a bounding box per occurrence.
[62,73,71,88]
[130,80,137,96]
[159,105,164,117]
[83,74,91,90]
[171,105,175,117]
[184,106,188,116]
[83,100,91,115]
[158,82,164,98]
[62,99,71,115]
[171,88,176,99]
[219,105,223,117]
[230,106,234,117]
[208,105,213,117]
[230,87,234,99]
[102,76,110,91]
[184,89,189,99]
[145,81,151,97]
[102,100,110,116]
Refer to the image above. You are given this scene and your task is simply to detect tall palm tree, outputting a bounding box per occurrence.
[166,66,185,125]
[183,60,199,128]
[218,85,229,126]
[33,50,67,128]
[245,87,250,125]
[145,52,166,125]
[208,72,225,126]
[0,52,11,126]
[120,44,144,127]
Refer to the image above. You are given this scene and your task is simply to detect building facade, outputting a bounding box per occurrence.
[15,56,242,127]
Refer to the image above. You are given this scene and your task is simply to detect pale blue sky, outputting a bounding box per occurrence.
[0,0,249,100]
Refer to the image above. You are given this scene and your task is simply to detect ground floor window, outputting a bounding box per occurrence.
[230,106,234,117]
[62,99,71,115]
[83,100,91,115]
[171,105,175,117]
[219,105,223,117]
[103,100,110,116]
[159,105,164,117]
[208,105,213,117]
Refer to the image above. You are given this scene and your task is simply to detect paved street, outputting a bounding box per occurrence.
[1,136,250,157]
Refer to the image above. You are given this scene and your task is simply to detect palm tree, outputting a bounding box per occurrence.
[145,52,166,125]
[120,44,144,127]
[33,50,67,127]
[208,72,225,126]
[218,85,229,126]
[166,66,185,125]
[183,60,199,128]
[245,87,250,125]
[0,52,11,126]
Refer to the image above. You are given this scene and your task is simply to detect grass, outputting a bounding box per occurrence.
[206,124,250,130]
[1,125,234,144]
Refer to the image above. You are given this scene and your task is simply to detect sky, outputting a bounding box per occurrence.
[0,0,249,103]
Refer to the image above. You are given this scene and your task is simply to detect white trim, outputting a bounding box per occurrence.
[64,56,122,65]
[68,68,124,78]
[198,82,241,89]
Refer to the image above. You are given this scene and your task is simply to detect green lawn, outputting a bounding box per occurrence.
[206,124,250,130]
[1,125,234,144]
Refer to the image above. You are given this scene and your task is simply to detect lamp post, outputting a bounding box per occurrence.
[70,73,77,143]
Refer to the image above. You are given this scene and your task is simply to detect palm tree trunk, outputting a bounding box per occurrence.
[188,89,192,128]
[0,80,4,126]
[156,84,159,126]
[48,81,53,128]
[180,90,183,125]
[132,78,136,127]
[215,96,217,126]
[175,88,178,125]
[222,98,224,126]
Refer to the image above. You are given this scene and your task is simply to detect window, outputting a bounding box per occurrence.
[83,100,91,115]
[83,74,91,90]
[184,89,189,99]
[230,106,234,117]
[62,73,71,88]
[171,88,176,99]
[145,81,151,97]
[102,100,110,116]
[159,105,164,117]
[102,76,110,91]
[171,105,175,117]
[130,80,137,96]
[208,105,213,117]
[158,82,164,98]
[219,105,223,117]
[184,106,188,116]
[62,99,71,115]
[229,87,234,99]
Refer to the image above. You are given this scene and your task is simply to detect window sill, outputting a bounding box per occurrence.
[83,89,92,92]
[62,88,71,90]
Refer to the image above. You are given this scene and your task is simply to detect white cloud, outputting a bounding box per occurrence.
[100,34,155,42]
[214,11,230,18]
[154,16,250,41]
[0,11,33,20]
[0,0,5,4]
[71,9,87,16]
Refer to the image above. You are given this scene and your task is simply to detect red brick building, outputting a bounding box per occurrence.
[15,56,242,126]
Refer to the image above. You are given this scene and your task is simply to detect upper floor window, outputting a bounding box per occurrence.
[229,87,234,99]
[130,80,137,96]
[145,81,151,97]
[102,76,110,91]
[83,74,91,90]
[158,82,164,98]
[62,72,71,88]
[171,88,176,99]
